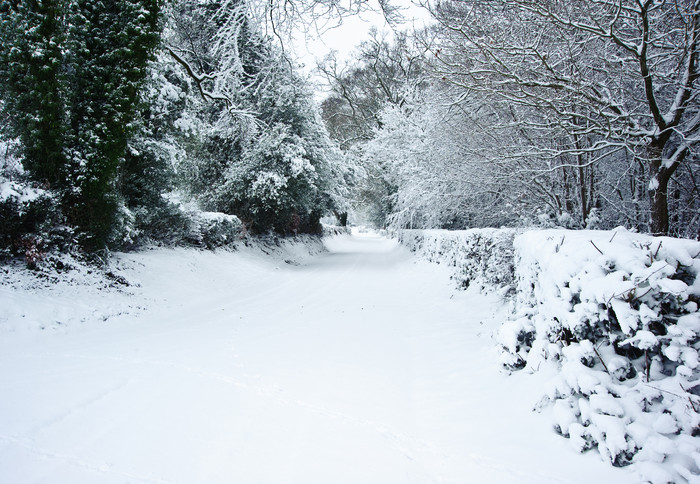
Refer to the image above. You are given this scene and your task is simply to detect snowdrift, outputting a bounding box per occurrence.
[0,234,330,335]
[399,227,700,483]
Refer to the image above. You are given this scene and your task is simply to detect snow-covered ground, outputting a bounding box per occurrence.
[0,231,636,483]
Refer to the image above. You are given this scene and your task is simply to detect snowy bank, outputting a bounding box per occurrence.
[398,227,700,483]
[0,234,329,336]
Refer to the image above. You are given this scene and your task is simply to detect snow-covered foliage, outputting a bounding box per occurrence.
[361,89,530,231]
[0,142,72,264]
[395,228,519,291]
[498,228,700,482]
[186,211,244,249]
[163,0,348,234]
[397,226,700,482]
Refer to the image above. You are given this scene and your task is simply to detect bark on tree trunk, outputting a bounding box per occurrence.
[649,178,669,236]
[577,157,588,227]
[647,143,670,235]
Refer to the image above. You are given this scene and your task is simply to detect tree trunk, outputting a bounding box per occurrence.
[577,155,588,227]
[647,143,670,236]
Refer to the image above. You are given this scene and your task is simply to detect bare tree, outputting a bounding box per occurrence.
[424,0,700,235]
[318,29,431,148]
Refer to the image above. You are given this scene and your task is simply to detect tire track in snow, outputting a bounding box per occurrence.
[46,353,553,484]
[23,378,132,438]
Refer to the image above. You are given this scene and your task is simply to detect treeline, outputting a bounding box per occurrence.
[0,0,349,261]
[321,0,700,238]
[3,0,698,265]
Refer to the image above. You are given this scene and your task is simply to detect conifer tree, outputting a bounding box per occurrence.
[0,0,67,187]
[64,0,162,249]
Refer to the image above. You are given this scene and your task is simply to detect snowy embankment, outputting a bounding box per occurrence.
[399,227,700,483]
[1,231,635,483]
[0,235,328,335]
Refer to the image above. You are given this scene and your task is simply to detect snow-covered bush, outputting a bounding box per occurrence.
[396,228,520,291]
[186,211,244,249]
[0,147,73,265]
[322,224,351,237]
[498,228,700,482]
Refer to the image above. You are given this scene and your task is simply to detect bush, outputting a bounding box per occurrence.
[186,211,244,249]
[498,228,700,481]
[396,228,520,291]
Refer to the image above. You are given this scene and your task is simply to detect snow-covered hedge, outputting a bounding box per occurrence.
[395,228,520,291]
[397,227,700,482]
[498,228,700,483]
[186,211,244,249]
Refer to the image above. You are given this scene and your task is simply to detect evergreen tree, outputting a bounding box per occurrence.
[64,0,162,249]
[217,52,345,234]
[0,0,67,187]
[117,58,190,245]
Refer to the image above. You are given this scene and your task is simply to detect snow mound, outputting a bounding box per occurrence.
[0,235,329,335]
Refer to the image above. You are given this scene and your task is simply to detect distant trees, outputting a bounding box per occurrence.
[423,0,700,236]
[318,0,699,236]
[318,30,430,226]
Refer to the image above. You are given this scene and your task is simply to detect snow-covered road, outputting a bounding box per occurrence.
[0,233,635,483]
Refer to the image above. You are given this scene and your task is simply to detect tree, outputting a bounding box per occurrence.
[318,29,428,149]
[64,0,162,249]
[425,0,700,235]
[0,0,67,187]
[166,0,346,234]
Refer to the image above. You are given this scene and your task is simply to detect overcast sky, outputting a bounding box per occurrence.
[287,1,432,95]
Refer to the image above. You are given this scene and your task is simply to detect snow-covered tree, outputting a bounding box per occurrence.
[0,0,67,187]
[425,0,700,236]
[1,0,163,252]
[166,0,346,234]
[64,0,162,249]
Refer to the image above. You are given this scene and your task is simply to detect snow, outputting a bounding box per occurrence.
[0,231,635,483]
[0,179,45,204]
[496,227,700,482]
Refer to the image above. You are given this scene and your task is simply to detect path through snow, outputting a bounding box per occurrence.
[0,232,636,483]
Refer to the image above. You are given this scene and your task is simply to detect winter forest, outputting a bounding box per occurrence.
[2,0,699,255]
[2,1,700,483]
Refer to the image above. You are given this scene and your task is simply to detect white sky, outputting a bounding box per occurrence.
[286,1,432,95]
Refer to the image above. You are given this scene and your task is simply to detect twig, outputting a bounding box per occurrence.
[645,350,650,383]
[609,231,618,243]
[646,384,700,409]
[653,241,662,260]
[645,385,684,399]
[555,235,565,253]
[593,344,611,377]
[680,383,699,413]
[590,240,604,255]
